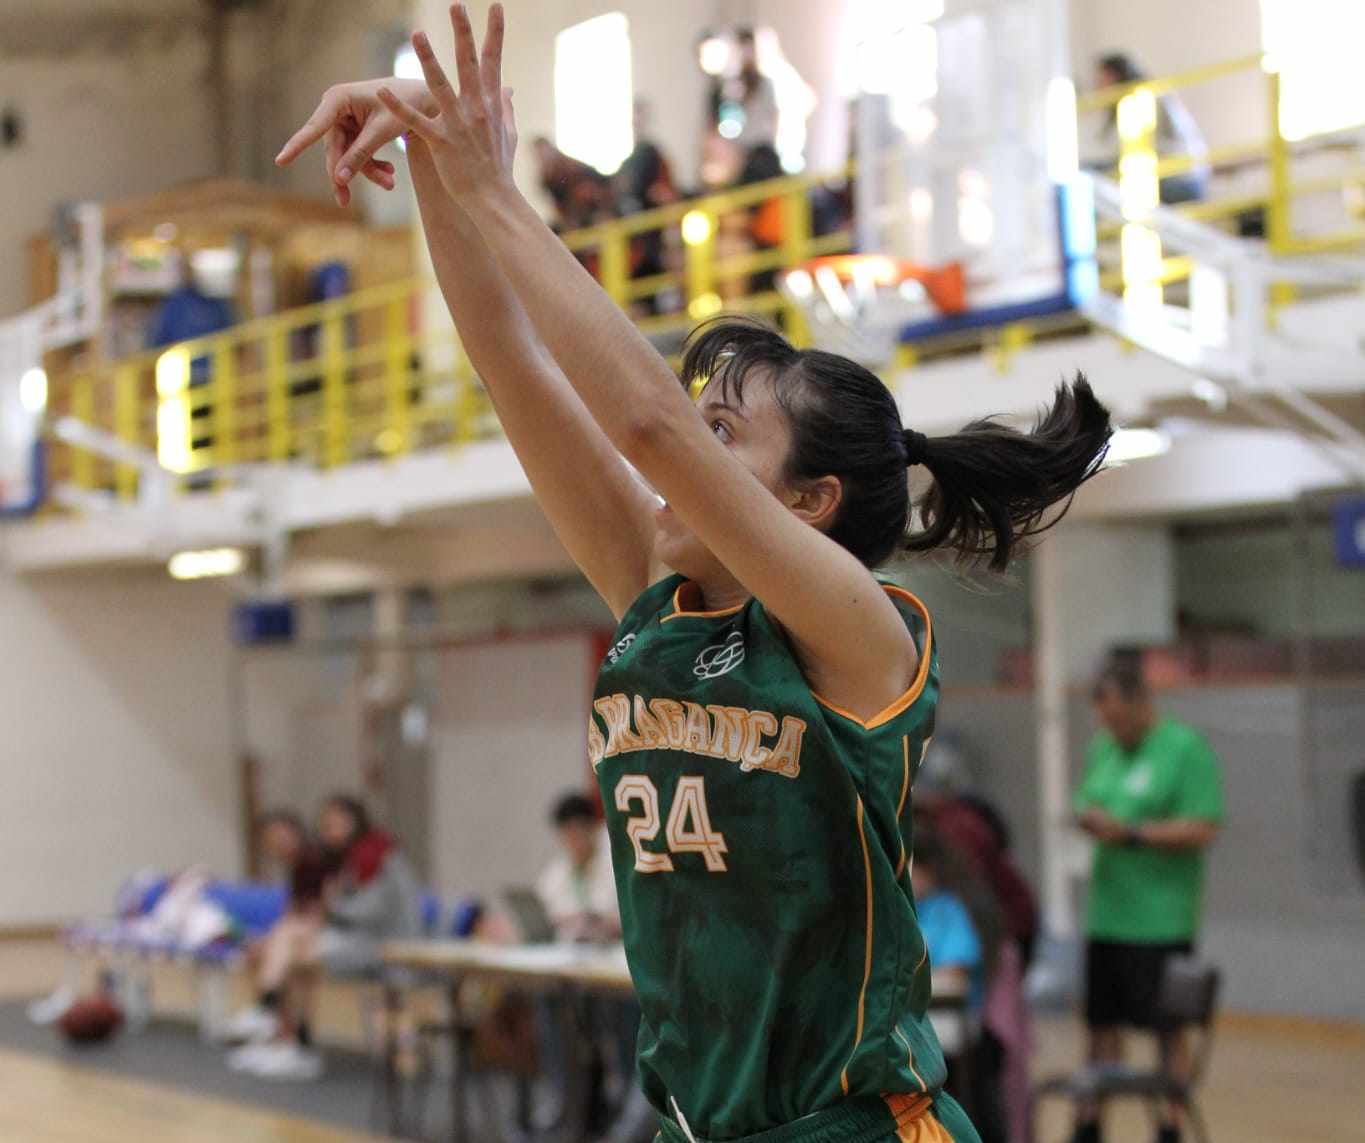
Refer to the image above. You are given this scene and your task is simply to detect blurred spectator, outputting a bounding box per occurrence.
[146,257,236,364]
[912,826,988,1005]
[1090,52,1209,204]
[314,793,424,969]
[924,791,1040,968]
[536,791,620,944]
[1071,658,1224,1143]
[616,99,679,216]
[704,27,781,186]
[228,794,423,1081]
[534,793,650,1143]
[616,99,681,315]
[912,825,1014,1143]
[147,258,236,457]
[223,810,328,1045]
[533,136,614,232]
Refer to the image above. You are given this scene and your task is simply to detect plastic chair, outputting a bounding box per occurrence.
[1032,958,1221,1143]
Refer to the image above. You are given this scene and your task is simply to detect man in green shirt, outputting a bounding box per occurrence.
[1070,660,1223,1143]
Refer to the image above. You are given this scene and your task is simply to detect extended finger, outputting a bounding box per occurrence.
[337,118,401,185]
[377,86,440,142]
[480,4,505,99]
[361,162,397,190]
[450,4,483,103]
[325,124,346,184]
[412,30,459,121]
[276,92,340,166]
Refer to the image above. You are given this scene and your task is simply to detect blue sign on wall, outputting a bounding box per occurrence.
[1332,496,1365,568]
[232,600,295,644]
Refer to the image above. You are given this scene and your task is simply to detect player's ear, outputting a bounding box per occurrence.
[786,475,842,531]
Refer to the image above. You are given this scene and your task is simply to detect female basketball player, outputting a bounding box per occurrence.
[277,7,1110,1141]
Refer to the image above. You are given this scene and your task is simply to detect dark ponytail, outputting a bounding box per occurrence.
[905,376,1111,571]
[680,318,1111,573]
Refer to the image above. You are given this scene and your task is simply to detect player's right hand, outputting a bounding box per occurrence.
[275,77,439,206]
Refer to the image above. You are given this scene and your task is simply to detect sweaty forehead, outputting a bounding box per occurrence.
[696,365,784,414]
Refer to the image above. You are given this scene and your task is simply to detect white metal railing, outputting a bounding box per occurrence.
[1084,174,1365,481]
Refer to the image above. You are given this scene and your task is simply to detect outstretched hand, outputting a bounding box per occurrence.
[275,4,515,209]
[275,77,435,207]
[374,3,518,205]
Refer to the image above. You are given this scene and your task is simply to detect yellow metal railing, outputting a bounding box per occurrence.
[43,53,1365,506]
[1078,52,1365,299]
[44,168,854,503]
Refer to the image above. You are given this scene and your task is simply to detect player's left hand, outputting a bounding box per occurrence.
[275,78,435,207]
[375,3,518,205]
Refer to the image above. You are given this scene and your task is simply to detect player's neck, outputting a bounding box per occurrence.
[691,572,750,614]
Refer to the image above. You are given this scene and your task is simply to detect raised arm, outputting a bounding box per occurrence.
[381,5,918,717]
[276,72,658,618]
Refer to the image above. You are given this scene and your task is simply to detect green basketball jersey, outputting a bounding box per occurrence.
[591,574,947,1140]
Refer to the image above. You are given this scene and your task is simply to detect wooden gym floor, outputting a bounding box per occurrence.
[0,938,1360,1142]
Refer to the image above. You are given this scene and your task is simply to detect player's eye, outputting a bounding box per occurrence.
[710,419,732,442]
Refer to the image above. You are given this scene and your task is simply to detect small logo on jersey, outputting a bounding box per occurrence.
[605,633,637,665]
[693,630,745,679]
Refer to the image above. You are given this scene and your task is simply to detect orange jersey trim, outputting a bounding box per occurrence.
[812,586,934,730]
[883,1092,937,1140]
[660,580,747,624]
[839,796,876,1095]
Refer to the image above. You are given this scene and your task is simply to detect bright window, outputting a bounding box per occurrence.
[1261,0,1365,141]
[555,13,633,174]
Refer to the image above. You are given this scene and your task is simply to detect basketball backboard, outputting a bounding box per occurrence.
[851,0,1089,344]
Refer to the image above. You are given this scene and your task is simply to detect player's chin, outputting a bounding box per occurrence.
[653,526,716,581]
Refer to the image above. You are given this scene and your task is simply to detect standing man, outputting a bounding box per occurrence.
[1071,659,1224,1143]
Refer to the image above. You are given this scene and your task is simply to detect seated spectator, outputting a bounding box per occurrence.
[615,99,680,315]
[912,827,986,1008]
[228,794,423,1081]
[536,792,620,944]
[223,810,328,1044]
[615,99,679,217]
[533,136,614,232]
[1089,52,1210,205]
[534,793,649,1142]
[923,790,1039,968]
[146,259,236,457]
[936,794,1037,1143]
[913,826,1013,1143]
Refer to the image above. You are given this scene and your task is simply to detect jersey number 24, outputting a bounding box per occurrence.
[614,775,729,873]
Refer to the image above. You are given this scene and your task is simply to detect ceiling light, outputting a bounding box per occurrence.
[1104,427,1170,466]
[19,367,47,413]
[168,548,246,580]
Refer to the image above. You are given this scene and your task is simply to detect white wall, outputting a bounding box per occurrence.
[251,0,414,201]
[0,566,240,924]
[429,634,596,898]
[1070,0,1265,152]
[1175,518,1365,639]
[1049,521,1176,681]
[0,40,217,319]
[239,648,363,815]
[237,578,614,889]
[411,0,709,197]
